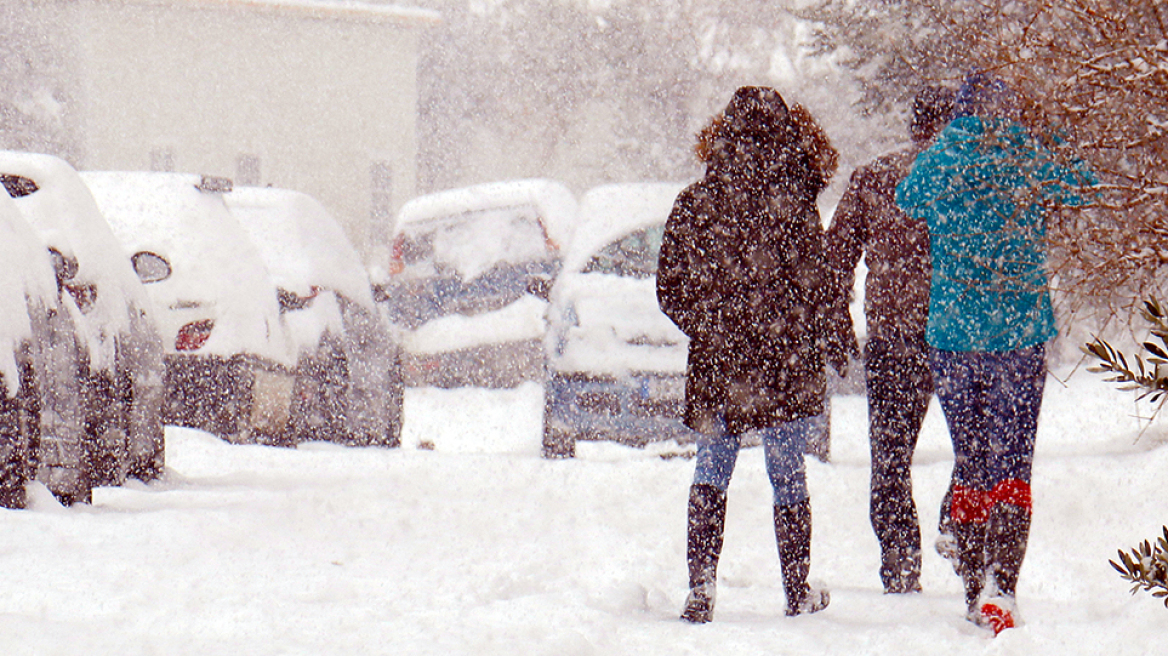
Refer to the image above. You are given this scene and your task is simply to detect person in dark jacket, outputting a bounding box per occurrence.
[657,86,854,623]
[826,86,955,595]
[895,73,1094,634]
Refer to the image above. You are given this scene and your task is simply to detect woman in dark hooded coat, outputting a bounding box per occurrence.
[657,86,854,623]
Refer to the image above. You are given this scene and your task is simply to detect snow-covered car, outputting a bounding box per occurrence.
[0,152,166,492]
[375,179,577,387]
[0,187,90,508]
[82,172,299,445]
[541,183,690,457]
[224,186,404,447]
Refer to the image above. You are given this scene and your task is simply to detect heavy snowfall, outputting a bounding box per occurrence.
[1,372,1165,655]
[2,0,1167,654]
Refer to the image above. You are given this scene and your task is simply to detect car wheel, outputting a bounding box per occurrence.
[541,377,577,458]
[126,428,164,482]
[541,426,576,459]
[0,381,32,509]
[85,372,129,488]
[383,361,404,448]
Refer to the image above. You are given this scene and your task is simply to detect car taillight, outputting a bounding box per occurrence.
[175,319,214,351]
[388,234,405,275]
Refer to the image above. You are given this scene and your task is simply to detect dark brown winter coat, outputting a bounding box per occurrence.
[657,87,855,436]
[825,146,932,352]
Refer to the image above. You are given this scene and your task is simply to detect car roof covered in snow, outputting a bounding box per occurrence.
[395,178,578,248]
[225,186,376,310]
[564,182,684,275]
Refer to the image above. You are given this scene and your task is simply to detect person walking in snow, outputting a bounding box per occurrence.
[825,86,955,595]
[894,73,1094,634]
[657,86,855,623]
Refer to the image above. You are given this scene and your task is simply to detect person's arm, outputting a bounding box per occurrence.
[824,167,871,296]
[657,193,721,341]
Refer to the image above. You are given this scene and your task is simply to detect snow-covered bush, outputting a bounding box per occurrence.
[1110,526,1168,609]
[1084,299,1168,607]
[1085,298,1168,405]
[802,1,1168,327]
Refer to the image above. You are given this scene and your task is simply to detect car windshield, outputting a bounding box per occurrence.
[383,204,559,328]
[582,224,665,279]
[398,204,551,281]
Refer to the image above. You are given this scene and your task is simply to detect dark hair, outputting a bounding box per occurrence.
[789,103,838,194]
[910,85,956,142]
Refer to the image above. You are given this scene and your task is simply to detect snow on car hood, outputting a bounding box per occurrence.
[225,186,376,311]
[564,183,684,274]
[402,294,548,355]
[550,273,687,377]
[81,171,296,367]
[0,194,57,395]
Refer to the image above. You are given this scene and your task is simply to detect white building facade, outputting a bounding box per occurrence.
[65,0,438,263]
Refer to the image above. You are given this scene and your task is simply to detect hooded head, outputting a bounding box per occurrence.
[953,72,1021,122]
[695,86,793,165]
[695,86,835,197]
[722,86,791,137]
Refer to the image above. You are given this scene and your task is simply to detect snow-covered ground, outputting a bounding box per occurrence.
[1,367,1165,655]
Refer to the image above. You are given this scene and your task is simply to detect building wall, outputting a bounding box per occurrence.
[69,0,436,263]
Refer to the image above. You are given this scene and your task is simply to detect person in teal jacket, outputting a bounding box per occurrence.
[895,73,1093,635]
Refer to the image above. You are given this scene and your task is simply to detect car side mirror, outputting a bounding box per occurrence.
[131,251,172,284]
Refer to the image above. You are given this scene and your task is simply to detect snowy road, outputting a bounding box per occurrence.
[0,375,1164,655]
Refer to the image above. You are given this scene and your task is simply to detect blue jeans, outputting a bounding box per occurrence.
[692,414,820,508]
[930,344,1046,521]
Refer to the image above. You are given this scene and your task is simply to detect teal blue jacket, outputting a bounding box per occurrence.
[895,116,1093,352]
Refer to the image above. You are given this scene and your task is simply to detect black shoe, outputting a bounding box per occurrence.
[986,502,1030,598]
[881,546,922,594]
[952,521,988,611]
[680,582,716,623]
[786,587,830,616]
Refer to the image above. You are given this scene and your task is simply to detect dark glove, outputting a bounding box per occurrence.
[823,302,859,377]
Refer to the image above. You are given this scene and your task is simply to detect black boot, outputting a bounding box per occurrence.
[774,499,829,616]
[952,520,988,613]
[680,484,726,623]
[985,503,1030,598]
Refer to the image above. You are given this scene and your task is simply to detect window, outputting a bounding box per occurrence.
[236,154,261,186]
[582,224,666,279]
[150,148,174,172]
